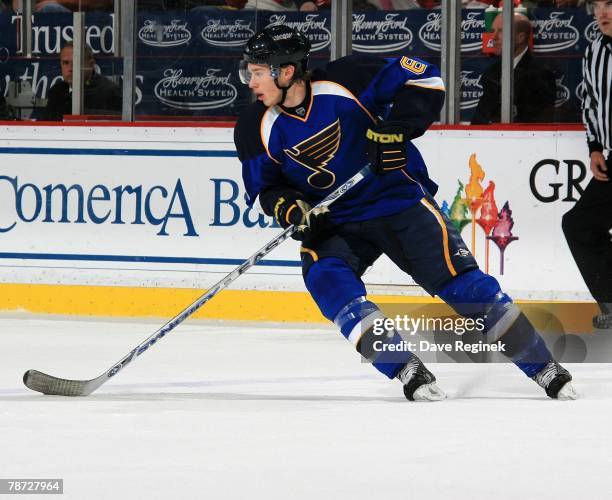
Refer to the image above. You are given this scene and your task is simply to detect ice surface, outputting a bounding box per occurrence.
[1,315,611,500]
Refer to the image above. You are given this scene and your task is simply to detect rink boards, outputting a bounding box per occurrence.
[0,123,592,320]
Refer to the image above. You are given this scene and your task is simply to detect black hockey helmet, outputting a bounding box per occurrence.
[239,25,311,84]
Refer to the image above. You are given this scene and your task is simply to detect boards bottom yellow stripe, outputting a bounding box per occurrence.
[0,284,435,323]
[0,284,327,322]
[0,284,597,333]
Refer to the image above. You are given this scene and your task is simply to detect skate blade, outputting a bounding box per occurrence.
[557,381,578,400]
[412,383,447,402]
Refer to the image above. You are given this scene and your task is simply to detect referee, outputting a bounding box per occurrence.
[563,0,612,329]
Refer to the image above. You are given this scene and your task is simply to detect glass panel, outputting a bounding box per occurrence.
[460,2,492,124]
[134,1,335,121]
[135,1,249,121]
[2,1,591,124]
[0,0,117,121]
[0,2,19,120]
[465,2,586,125]
[352,1,437,66]
[530,5,588,123]
[254,3,331,73]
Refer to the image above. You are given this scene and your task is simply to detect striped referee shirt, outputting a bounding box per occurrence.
[581,34,612,153]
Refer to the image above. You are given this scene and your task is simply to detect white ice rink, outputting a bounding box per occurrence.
[1,315,611,500]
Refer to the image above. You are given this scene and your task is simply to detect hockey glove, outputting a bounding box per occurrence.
[366,122,408,174]
[273,195,331,242]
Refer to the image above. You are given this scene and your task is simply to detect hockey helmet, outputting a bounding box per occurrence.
[239,25,311,84]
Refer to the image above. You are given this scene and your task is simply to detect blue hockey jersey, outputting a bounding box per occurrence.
[234,54,445,223]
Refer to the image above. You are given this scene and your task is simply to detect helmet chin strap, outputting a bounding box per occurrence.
[273,77,295,106]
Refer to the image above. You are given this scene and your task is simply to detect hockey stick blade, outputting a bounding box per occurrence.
[23,369,100,396]
[23,164,373,396]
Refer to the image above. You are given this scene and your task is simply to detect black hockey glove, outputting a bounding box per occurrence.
[272,194,331,242]
[366,121,408,174]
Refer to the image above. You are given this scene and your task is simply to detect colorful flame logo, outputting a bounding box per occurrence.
[442,153,518,275]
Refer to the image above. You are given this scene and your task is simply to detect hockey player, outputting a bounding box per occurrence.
[233,25,577,401]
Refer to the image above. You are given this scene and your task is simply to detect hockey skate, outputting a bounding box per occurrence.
[397,355,446,402]
[532,361,577,400]
[593,313,612,330]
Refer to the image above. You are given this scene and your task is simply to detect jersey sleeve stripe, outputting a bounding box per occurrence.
[405,77,445,91]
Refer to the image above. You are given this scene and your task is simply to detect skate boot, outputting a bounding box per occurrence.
[593,303,612,330]
[593,313,612,330]
[532,361,577,400]
[397,355,446,402]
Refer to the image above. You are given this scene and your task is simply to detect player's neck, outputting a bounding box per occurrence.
[282,80,307,108]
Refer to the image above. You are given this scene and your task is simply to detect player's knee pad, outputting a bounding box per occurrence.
[437,268,510,317]
[437,269,551,377]
[333,296,413,379]
[437,269,521,342]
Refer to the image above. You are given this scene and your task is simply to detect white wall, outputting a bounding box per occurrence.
[0,125,592,300]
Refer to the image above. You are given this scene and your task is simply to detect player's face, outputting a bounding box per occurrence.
[247,63,282,107]
[593,1,612,36]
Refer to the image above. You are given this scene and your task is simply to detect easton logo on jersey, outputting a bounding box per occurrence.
[284,119,341,189]
[400,57,427,75]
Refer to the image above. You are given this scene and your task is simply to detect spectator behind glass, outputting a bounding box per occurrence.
[471,12,556,124]
[41,42,121,120]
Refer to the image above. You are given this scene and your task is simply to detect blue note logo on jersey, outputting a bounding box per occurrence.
[400,57,427,75]
[284,119,341,189]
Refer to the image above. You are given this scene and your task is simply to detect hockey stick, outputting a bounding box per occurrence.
[23,164,372,396]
